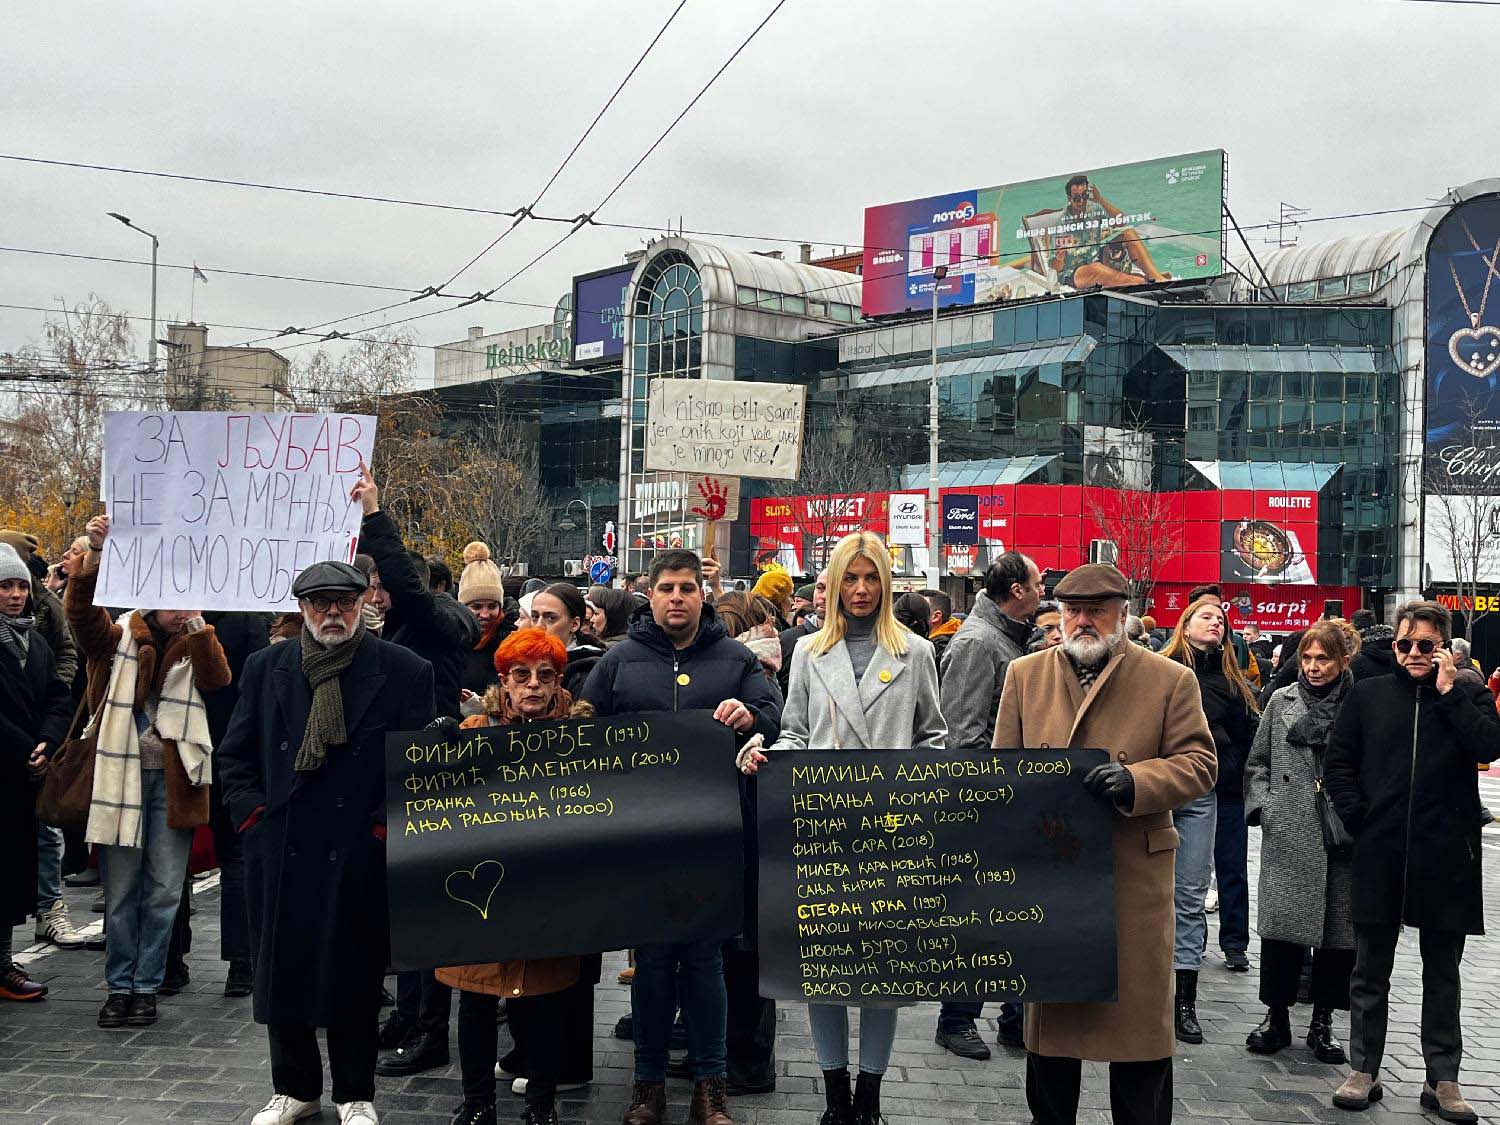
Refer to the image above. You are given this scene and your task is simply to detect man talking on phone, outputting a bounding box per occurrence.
[1324,601,1500,1121]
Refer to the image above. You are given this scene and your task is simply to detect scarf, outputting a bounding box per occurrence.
[1287,671,1351,753]
[296,619,366,772]
[88,611,213,848]
[1068,650,1110,692]
[0,612,33,661]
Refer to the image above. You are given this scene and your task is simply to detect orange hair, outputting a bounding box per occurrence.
[494,628,568,676]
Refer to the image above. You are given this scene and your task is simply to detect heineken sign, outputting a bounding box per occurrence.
[486,336,569,370]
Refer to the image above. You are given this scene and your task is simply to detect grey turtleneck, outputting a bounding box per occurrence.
[842,609,879,682]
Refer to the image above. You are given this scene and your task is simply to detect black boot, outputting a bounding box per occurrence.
[522,1100,558,1125]
[852,1071,884,1125]
[450,1101,496,1125]
[820,1068,853,1125]
[1305,1005,1347,1065]
[1174,969,1203,1044]
[1245,1006,1292,1054]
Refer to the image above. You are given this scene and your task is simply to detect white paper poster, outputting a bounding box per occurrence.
[97,411,376,611]
[644,379,806,482]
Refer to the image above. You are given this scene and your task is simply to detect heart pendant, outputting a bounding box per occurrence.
[445,859,506,921]
[1449,321,1500,379]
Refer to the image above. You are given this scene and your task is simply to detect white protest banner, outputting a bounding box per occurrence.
[887,492,927,546]
[644,379,805,481]
[97,411,376,611]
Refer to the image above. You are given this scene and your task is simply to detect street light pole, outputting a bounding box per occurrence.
[107,212,159,372]
[927,264,948,588]
[565,499,593,566]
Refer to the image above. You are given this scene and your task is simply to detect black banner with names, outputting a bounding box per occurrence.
[757,747,1117,1005]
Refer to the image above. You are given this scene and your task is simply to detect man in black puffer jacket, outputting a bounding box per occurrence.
[350,464,479,1080]
[1324,600,1500,1118]
[1349,624,1396,682]
[583,549,780,1125]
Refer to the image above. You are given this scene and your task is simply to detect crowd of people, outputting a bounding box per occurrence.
[3,468,1498,1125]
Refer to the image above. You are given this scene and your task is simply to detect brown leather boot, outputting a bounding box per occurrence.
[1421,1081,1478,1123]
[1331,1071,1383,1111]
[689,1076,733,1125]
[622,1080,666,1125]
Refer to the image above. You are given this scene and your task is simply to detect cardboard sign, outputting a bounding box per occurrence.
[385,711,744,969]
[758,747,1116,1004]
[686,474,741,523]
[97,411,375,611]
[644,379,806,481]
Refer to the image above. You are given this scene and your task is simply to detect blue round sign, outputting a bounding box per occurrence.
[589,560,613,584]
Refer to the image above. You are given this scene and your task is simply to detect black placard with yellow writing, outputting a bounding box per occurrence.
[385,711,743,970]
[758,747,1116,1004]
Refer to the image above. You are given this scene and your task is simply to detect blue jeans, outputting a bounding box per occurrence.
[98,769,193,994]
[808,1005,899,1075]
[632,940,726,1081]
[1213,794,1250,955]
[1172,791,1217,971]
[35,823,63,908]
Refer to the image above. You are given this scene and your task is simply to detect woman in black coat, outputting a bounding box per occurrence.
[0,548,73,1001]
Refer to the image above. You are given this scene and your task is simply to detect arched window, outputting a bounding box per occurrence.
[633,251,702,376]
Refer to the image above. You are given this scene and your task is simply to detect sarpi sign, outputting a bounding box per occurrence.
[485,336,568,370]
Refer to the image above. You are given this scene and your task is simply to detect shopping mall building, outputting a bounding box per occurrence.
[431,173,1500,643]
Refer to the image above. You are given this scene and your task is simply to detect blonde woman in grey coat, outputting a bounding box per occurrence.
[741,531,945,1125]
[1243,619,1359,1066]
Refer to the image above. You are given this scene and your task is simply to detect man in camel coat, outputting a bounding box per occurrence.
[993,563,1216,1125]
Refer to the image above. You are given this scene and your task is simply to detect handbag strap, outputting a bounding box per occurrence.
[59,695,89,744]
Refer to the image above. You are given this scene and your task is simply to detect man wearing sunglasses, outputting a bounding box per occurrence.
[1324,601,1500,1121]
[218,560,436,1125]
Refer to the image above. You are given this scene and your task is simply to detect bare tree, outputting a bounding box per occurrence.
[768,398,895,571]
[0,296,138,550]
[437,395,553,571]
[1081,421,1179,612]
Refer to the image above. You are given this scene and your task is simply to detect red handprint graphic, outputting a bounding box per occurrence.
[690,477,729,522]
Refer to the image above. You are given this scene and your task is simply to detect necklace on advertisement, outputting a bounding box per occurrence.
[1447,225,1500,379]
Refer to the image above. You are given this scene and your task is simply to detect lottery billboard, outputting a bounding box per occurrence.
[861,150,1226,318]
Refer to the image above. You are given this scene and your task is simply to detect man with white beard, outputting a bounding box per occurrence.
[992,564,1217,1125]
[218,561,435,1125]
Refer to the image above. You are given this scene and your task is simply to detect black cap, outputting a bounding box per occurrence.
[291,560,368,599]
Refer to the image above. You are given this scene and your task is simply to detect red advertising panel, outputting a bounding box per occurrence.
[751,485,1323,587]
[1149,583,1362,634]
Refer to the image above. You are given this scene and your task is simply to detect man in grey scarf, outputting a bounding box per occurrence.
[217,560,435,1125]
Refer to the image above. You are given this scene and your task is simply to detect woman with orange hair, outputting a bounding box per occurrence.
[438,629,592,1125]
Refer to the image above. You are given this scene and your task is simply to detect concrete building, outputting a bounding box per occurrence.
[163,323,289,411]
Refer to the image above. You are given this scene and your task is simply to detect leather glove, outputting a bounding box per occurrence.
[425,715,462,737]
[1083,762,1135,809]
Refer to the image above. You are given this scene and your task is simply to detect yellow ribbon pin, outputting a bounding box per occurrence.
[677,673,691,686]
[879,669,892,683]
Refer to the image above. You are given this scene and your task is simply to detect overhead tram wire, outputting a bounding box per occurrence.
[231,0,792,361]
[440,0,689,291]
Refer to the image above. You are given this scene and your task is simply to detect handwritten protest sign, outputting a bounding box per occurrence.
[758,747,1116,1004]
[385,711,744,969]
[644,379,806,481]
[97,411,375,611]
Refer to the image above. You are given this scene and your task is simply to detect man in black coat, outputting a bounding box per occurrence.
[349,464,478,1076]
[777,569,826,696]
[583,549,781,1125]
[1324,600,1500,1119]
[217,561,434,1125]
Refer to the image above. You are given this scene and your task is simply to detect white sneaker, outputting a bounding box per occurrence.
[338,1101,379,1124]
[251,1094,321,1125]
[34,901,86,948]
[1205,887,1219,914]
[511,1078,586,1096]
[511,1077,528,1095]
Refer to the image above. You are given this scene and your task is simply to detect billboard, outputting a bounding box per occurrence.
[1084,426,1153,491]
[861,150,1226,317]
[1424,196,1500,492]
[572,263,634,365]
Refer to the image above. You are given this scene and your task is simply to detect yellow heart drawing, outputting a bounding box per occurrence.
[444,860,506,921]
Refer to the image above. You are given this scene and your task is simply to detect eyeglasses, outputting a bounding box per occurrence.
[306,594,359,613]
[1396,638,1439,655]
[505,666,558,685]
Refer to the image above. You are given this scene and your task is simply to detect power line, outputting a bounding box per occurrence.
[441,0,690,290]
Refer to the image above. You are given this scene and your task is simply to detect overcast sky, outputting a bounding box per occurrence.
[1,0,1494,386]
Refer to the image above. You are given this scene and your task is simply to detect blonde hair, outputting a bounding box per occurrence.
[1161,596,1260,713]
[809,532,908,659]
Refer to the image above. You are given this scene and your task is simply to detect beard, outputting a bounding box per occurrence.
[304,614,355,646]
[1062,620,1125,666]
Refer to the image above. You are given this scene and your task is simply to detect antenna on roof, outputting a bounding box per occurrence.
[1263,202,1308,248]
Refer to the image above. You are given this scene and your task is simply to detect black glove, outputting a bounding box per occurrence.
[1083,762,1135,809]
[425,715,461,737]
[1245,807,1262,828]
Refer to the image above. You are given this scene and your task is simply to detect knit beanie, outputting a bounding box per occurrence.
[458,541,505,606]
[752,569,794,606]
[0,529,38,561]
[0,542,31,585]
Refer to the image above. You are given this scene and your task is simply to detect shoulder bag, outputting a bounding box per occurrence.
[35,697,98,830]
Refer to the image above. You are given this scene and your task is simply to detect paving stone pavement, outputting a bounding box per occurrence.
[7,779,1500,1124]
